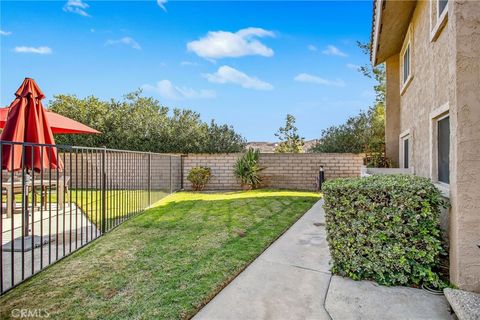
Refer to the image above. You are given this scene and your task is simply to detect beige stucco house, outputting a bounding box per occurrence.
[371,0,480,292]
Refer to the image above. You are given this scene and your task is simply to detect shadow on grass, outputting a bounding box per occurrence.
[0,190,320,320]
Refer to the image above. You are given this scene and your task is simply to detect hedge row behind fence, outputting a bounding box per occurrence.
[323,174,446,287]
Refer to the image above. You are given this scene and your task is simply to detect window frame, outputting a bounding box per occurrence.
[400,25,413,95]
[438,0,448,17]
[399,130,411,170]
[436,114,450,184]
[429,103,450,193]
[403,44,411,84]
[430,0,448,42]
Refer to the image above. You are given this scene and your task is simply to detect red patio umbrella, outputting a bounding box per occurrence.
[0,78,62,172]
[0,107,100,135]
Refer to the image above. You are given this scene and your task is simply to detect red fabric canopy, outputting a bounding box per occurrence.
[0,108,100,135]
[1,78,63,172]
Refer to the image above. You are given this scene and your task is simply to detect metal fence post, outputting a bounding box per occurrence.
[148,152,151,205]
[180,154,185,190]
[101,147,107,234]
[169,156,172,194]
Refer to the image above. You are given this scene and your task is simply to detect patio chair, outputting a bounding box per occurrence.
[33,175,70,209]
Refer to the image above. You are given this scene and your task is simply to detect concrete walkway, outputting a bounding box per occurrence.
[193,200,453,320]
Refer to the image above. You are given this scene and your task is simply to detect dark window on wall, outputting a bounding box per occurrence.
[403,138,409,169]
[403,45,410,83]
[439,0,448,16]
[438,116,450,183]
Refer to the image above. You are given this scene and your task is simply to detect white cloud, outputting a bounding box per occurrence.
[157,0,167,12]
[142,80,216,100]
[308,44,317,51]
[347,63,360,70]
[294,73,345,87]
[105,37,141,50]
[14,46,52,54]
[204,65,273,90]
[187,27,275,59]
[0,30,12,36]
[63,0,90,17]
[322,45,347,57]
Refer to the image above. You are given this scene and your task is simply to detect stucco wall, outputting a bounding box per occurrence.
[383,0,480,292]
[182,153,363,191]
[396,0,451,178]
[385,54,401,167]
[448,0,480,292]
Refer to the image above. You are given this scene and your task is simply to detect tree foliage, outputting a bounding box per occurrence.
[310,41,388,166]
[49,91,246,153]
[274,114,305,153]
[310,105,384,154]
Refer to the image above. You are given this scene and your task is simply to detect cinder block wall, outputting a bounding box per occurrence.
[182,153,363,191]
[62,152,182,191]
[182,153,241,190]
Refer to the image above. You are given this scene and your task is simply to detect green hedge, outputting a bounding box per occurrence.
[323,174,446,287]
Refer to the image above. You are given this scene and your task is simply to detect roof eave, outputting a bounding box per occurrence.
[371,0,417,66]
[371,0,383,66]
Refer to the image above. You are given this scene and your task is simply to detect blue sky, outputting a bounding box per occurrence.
[1,0,375,141]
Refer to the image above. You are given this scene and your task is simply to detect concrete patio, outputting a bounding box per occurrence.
[193,199,453,320]
[1,204,99,291]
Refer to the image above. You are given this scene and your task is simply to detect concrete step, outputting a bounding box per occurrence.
[444,288,480,320]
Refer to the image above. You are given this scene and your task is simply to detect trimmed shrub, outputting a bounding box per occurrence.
[187,167,211,191]
[323,174,446,287]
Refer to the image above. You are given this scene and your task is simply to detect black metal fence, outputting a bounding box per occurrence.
[0,141,181,295]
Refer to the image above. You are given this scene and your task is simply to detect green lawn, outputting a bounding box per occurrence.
[0,190,320,319]
[3,189,169,226]
[69,189,168,226]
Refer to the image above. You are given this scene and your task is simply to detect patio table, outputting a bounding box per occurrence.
[1,178,68,218]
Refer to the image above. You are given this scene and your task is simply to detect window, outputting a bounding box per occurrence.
[400,132,410,169]
[403,138,409,169]
[431,0,448,42]
[437,116,450,183]
[438,0,448,17]
[400,25,413,93]
[403,45,410,84]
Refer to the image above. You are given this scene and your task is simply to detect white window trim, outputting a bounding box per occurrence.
[429,103,450,196]
[400,25,414,95]
[430,0,448,42]
[399,129,411,170]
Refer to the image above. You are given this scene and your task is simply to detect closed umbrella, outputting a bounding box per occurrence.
[1,78,62,172]
[0,78,92,251]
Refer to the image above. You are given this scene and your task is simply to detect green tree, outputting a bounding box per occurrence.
[49,90,246,153]
[274,114,305,153]
[204,120,246,153]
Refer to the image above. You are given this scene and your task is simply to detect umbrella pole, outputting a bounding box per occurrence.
[24,169,30,238]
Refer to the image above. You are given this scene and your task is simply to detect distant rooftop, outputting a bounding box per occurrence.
[246,139,318,153]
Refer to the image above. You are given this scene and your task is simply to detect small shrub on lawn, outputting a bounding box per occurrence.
[323,174,447,288]
[187,167,211,191]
